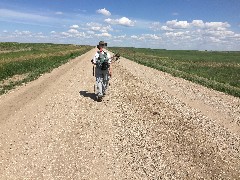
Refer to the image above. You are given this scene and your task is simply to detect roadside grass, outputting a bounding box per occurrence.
[109,47,240,97]
[0,42,93,94]
[0,42,32,52]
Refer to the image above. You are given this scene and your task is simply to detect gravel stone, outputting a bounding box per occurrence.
[0,49,239,179]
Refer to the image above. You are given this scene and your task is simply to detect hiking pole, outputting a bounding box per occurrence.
[91,59,95,76]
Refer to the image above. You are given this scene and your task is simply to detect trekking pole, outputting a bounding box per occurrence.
[91,59,95,76]
[108,70,111,86]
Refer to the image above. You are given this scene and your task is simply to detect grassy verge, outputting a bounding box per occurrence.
[0,42,93,94]
[109,47,240,97]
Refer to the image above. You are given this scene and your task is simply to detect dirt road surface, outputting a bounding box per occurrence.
[0,48,240,179]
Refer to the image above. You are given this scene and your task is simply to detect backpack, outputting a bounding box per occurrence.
[97,51,109,70]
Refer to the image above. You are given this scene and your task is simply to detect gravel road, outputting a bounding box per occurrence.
[0,48,239,179]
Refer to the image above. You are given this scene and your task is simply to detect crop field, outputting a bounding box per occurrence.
[109,47,240,97]
[0,42,93,94]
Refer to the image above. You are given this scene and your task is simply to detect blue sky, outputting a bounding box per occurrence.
[0,0,240,50]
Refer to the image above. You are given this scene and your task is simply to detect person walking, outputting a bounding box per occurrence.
[91,41,112,101]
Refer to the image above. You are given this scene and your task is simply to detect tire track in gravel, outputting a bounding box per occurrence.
[0,49,240,179]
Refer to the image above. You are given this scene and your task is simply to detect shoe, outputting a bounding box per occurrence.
[97,94,103,102]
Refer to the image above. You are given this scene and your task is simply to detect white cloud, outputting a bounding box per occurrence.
[102,32,112,37]
[68,29,79,34]
[91,26,101,31]
[105,17,135,27]
[118,17,135,27]
[87,22,101,31]
[161,26,174,31]
[130,34,161,41]
[60,30,87,38]
[205,22,230,30]
[155,20,233,40]
[70,25,79,29]
[86,22,112,33]
[96,8,111,16]
[209,36,222,43]
[115,35,126,39]
[191,20,205,28]
[61,32,70,37]
[166,20,190,29]
[234,34,240,38]
[150,22,162,31]
[100,25,112,33]
[96,32,112,37]
[50,31,56,34]
[131,35,138,39]
[104,18,112,24]
[204,29,235,38]
[86,22,101,28]
[166,31,186,37]
[23,31,31,34]
[13,30,31,36]
[143,34,162,40]
[0,30,50,40]
[76,32,86,37]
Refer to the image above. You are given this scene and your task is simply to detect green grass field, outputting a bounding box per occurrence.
[109,47,240,97]
[0,42,93,94]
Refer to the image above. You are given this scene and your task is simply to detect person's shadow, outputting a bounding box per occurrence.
[79,91,97,101]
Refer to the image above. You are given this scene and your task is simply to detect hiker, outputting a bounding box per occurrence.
[91,41,112,101]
